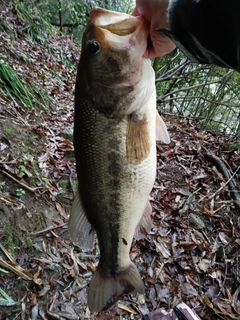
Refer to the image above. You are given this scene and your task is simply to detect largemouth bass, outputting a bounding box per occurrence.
[68,8,170,313]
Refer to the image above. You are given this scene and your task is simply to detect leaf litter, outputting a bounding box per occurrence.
[0,2,240,319]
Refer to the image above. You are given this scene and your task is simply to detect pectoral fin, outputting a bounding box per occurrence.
[156,111,170,144]
[68,190,95,251]
[134,201,152,240]
[126,113,151,164]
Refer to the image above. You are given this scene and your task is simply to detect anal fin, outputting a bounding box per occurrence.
[68,190,95,251]
[134,201,152,240]
[156,111,170,144]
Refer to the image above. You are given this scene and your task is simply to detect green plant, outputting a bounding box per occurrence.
[0,268,8,274]
[5,128,12,135]
[1,233,16,255]
[16,188,26,197]
[30,179,36,186]
[0,61,54,113]
[60,51,73,69]
[0,287,16,307]
[0,62,35,108]
[12,0,54,45]
[25,237,32,248]
[42,177,52,185]
[18,165,26,178]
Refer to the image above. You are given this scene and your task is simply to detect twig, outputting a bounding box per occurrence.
[159,70,234,101]
[0,258,32,281]
[155,60,191,83]
[28,222,67,235]
[179,188,202,216]
[0,244,16,263]
[0,168,47,193]
[204,149,240,210]
[208,169,240,200]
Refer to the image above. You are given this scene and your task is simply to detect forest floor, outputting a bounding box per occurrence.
[0,2,240,320]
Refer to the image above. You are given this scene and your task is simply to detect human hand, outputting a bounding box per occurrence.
[132,0,176,58]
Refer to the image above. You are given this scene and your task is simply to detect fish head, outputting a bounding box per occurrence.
[77,8,151,114]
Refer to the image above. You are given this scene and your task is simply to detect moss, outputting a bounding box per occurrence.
[73,180,78,192]
[1,233,16,255]
[59,180,70,189]
[25,236,32,248]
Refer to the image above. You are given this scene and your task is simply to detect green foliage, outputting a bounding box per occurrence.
[59,180,70,189]
[73,180,78,192]
[5,128,12,135]
[41,177,52,185]
[0,56,53,113]
[60,51,74,69]
[11,0,54,44]
[0,58,35,108]
[1,233,16,255]
[16,0,134,44]
[25,236,33,248]
[0,17,9,33]
[0,287,16,307]
[16,188,26,197]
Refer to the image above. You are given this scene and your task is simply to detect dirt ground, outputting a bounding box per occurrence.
[1,2,240,320]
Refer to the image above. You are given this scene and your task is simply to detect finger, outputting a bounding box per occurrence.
[143,30,175,58]
[132,7,140,16]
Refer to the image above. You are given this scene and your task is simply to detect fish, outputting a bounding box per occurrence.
[68,8,170,313]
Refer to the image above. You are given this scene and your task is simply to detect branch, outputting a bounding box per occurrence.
[204,149,240,211]
[155,60,191,83]
[0,168,47,193]
[158,70,234,101]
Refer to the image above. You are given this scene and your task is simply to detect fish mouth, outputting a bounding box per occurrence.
[90,8,149,39]
[100,22,136,36]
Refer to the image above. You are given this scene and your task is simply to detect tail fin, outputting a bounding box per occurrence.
[88,262,144,313]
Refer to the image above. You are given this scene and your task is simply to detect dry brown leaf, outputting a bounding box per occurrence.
[216,302,237,319]
[27,292,37,306]
[190,232,201,245]
[178,241,197,251]
[226,288,232,302]
[198,259,207,272]
[235,238,240,245]
[185,275,203,288]
[197,204,213,216]
[55,202,68,219]
[118,303,138,314]
[33,265,42,279]
[33,278,43,285]
[202,295,213,309]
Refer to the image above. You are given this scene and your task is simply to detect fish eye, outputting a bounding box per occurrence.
[87,40,100,54]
